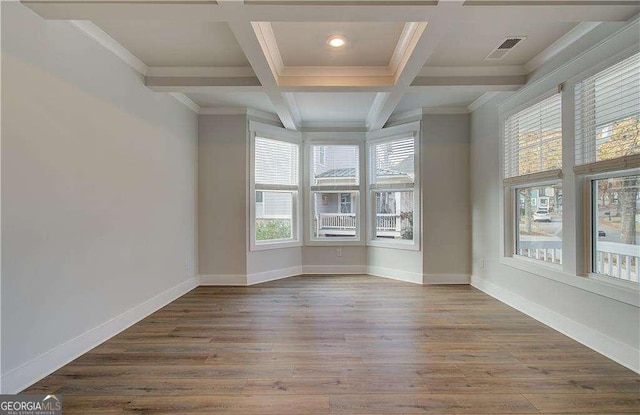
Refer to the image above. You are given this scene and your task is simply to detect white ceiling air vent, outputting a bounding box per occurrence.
[484,36,526,61]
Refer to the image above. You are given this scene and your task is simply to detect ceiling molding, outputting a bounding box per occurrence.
[523,21,602,73]
[25,2,637,24]
[145,76,261,88]
[418,66,527,77]
[464,1,639,5]
[500,13,639,109]
[300,120,367,129]
[411,75,527,87]
[169,93,201,113]
[390,22,428,83]
[282,92,302,126]
[467,91,500,112]
[422,106,470,114]
[251,21,285,77]
[228,19,300,130]
[199,107,248,115]
[386,108,423,125]
[146,67,256,77]
[68,20,206,114]
[251,21,426,87]
[68,20,148,75]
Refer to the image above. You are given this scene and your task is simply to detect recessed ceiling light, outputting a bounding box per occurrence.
[327,35,346,48]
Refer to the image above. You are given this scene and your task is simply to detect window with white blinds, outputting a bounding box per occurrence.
[311,145,359,187]
[503,94,562,183]
[368,136,418,244]
[255,137,299,187]
[575,52,640,173]
[253,136,300,247]
[310,144,360,241]
[369,137,415,188]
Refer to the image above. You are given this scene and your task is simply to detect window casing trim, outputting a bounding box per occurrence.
[303,137,366,246]
[249,122,303,251]
[366,125,421,251]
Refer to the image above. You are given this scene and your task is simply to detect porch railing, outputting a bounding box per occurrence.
[517,240,639,283]
[594,241,639,282]
[315,213,402,236]
[318,213,357,229]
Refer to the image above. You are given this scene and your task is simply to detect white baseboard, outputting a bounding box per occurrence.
[471,275,640,374]
[199,274,247,286]
[367,265,423,285]
[423,273,470,285]
[247,266,302,285]
[302,265,367,275]
[1,277,198,394]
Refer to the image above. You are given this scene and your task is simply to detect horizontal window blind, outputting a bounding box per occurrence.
[575,52,640,168]
[255,137,299,186]
[369,137,415,186]
[504,93,562,180]
[311,144,359,187]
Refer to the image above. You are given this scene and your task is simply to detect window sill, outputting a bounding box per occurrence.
[368,239,420,251]
[306,239,365,247]
[501,256,639,307]
[250,240,302,252]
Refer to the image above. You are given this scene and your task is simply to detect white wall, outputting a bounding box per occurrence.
[1,2,198,392]
[470,20,640,372]
[422,114,471,283]
[198,115,248,281]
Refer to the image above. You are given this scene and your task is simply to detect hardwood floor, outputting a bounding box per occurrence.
[25,276,640,414]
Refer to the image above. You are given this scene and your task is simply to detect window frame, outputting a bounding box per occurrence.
[497,45,639,304]
[249,121,302,251]
[303,134,366,246]
[570,49,640,287]
[366,122,421,251]
[501,88,564,267]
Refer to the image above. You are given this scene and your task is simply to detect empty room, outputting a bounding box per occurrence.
[1,0,640,413]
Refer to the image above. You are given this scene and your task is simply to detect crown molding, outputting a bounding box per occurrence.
[422,106,470,115]
[199,107,248,115]
[418,65,527,77]
[467,91,500,112]
[146,67,256,77]
[251,21,427,87]
[500,13,639,109]
[169,93,200,113]
[69,20,148,75]
[524,21,602,73]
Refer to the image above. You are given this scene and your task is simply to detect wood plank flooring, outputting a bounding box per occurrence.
[25,275,640,414]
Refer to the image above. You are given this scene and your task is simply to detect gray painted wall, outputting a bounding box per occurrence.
[422,114,471,277]
[198,115,248,276]
[1,2,197,380]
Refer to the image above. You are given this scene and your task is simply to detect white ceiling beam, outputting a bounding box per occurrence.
[365,18,454,130]
[227,19,300,130]
[24,1,637,23]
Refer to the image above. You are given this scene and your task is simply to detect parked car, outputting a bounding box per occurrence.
[598,230,607,237]
[533,208,551,222]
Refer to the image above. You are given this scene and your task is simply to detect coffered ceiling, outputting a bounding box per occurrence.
[23,0,640,131]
